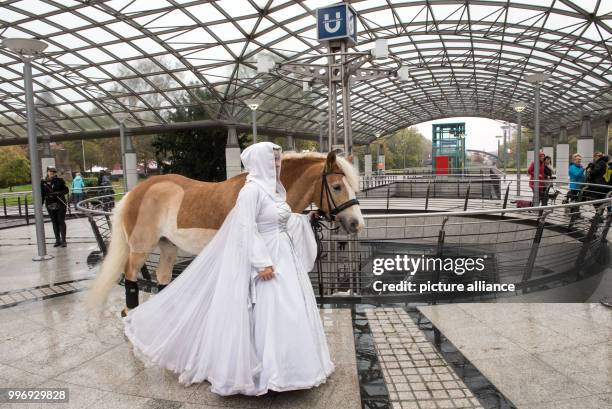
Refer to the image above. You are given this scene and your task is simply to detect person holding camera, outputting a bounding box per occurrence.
[41,166,69,247]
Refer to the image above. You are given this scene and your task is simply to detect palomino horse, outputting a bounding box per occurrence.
[87,151,364,315]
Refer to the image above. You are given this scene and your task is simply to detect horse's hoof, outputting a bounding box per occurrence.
[120,307,129,318]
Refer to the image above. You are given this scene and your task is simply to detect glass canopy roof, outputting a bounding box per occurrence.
[0,0,610,145]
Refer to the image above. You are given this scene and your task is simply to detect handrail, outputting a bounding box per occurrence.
[76,192,125,216]
[0,185,124,198]
[74,179,612,221]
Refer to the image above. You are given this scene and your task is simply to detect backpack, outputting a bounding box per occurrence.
[603,161,612,184]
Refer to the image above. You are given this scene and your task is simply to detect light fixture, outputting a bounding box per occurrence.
[302,79,312,93]
[245,98,264,144]
[525,72,550,84]
[3,38,51,261]
[256,54,275,74]
[524,72,549,206]
[513,101,527,113]
[371,38,388,59]
[397,66,410,82]
[2,38,48,55]
[244,98,263,111]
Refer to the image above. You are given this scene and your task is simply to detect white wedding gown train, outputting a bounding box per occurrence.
[123,180,334,396]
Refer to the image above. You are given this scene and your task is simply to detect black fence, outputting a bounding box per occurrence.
[76,177,612,303]
[0,186,120,228]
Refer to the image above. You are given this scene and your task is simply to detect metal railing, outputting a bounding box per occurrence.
[360,167,503,191]
[316,178,612,303]
[76,177,612,304]
[0,186,122,228]
[365,166,502,176]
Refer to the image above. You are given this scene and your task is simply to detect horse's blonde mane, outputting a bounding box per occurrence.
[282,151,360,192]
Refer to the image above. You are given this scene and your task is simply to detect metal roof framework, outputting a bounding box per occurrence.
[0,0,611,146]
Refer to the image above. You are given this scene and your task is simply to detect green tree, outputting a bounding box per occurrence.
[0,146,30,189]
[383,127,430,169]
[152,89,238,181]
[505,127,532,169]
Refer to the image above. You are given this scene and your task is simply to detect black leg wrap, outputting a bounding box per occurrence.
[157,283,167,292]
[125,279,139,309]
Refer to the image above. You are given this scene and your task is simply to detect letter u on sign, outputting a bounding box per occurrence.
[323,12,341,34]
[316,4,358,45]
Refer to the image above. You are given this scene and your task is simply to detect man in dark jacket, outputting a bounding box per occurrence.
[41,166,69,247]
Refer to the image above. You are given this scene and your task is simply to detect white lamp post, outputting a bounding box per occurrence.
[513,101,527,195]
[525,72,550,206]
[501,124,510,178]
[244,98,264,144]
[495,135,503,168]
[114,112,129,193]
[2,38,51,261]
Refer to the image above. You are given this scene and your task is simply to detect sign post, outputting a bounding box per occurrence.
[257,3,408,157]
[316,3,359,156]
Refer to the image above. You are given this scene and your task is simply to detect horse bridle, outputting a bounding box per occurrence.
[317,171,360,222]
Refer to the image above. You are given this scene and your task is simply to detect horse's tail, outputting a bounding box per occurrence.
[85,193,131,309]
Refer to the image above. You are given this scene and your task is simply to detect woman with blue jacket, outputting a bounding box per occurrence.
[71,172,86,209]
[568,154,584,193]
[567,154,584,216]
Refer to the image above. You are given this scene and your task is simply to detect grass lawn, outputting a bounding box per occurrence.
[0,184,32,206]
[1,179,129,206]
[0,184,32,193]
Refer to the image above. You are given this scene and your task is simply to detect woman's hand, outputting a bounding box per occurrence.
[258,266,275,281]
[308,210,320,223]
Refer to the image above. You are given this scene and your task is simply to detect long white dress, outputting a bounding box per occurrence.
[250,192,335,392]
[123,141,334,396]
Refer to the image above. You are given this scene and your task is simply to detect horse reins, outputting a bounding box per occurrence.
[311,170,360,297]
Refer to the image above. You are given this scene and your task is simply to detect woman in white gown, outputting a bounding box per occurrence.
[122,141,335,396]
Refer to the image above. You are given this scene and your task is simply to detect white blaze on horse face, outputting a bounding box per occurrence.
[337,175,365,233]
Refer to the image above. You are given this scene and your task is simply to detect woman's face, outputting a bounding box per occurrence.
[273,149,281,175]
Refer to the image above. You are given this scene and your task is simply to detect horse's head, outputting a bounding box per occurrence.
[315,151,365,234]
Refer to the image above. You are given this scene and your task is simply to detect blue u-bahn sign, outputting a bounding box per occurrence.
[316,3,358,45]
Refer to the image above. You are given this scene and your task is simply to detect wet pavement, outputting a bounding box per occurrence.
[419,303,612,409]
[0,287,360,409]
[0,219,361,408]
[2,219,612,409]
[0,218,98,294]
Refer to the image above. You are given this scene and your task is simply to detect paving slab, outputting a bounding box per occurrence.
[419,303,612,409]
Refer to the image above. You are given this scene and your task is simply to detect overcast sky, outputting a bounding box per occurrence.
[413,117,516,153]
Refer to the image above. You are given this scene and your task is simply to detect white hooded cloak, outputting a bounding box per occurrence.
[123,141,325,396]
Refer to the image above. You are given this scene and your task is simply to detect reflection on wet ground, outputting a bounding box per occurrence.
[352,304,391,408]
[411,310,514,409]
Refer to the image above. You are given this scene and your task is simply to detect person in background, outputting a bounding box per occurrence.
[585,152,609,207]
[544,156,553,178]
[41,166,69,247]
[97,170,115,211]
[567,154,584,217]
[528,151,546,205]
[583,152,601,183]
[71,172,85,210]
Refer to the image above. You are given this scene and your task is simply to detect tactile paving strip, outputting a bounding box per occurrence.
[366,307,484,409]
